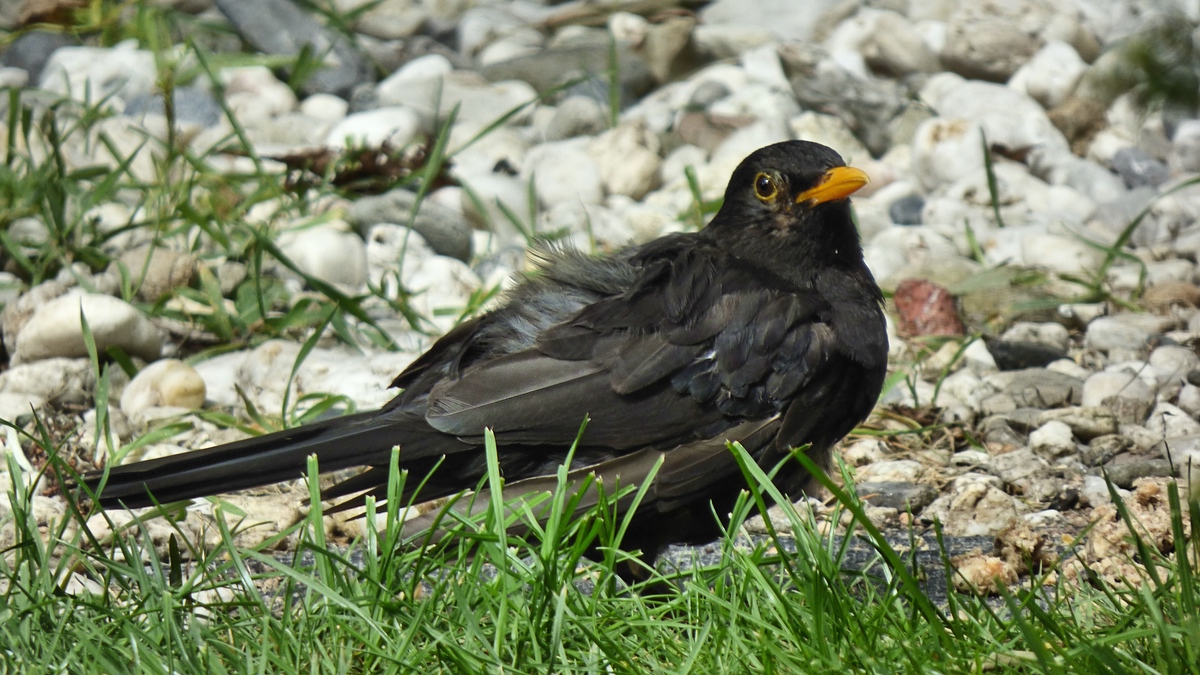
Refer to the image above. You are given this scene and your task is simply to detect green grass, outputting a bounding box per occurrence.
[3,429,1200,673]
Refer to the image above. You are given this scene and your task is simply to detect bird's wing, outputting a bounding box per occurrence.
[397,416,781,538]
[385,315,487,396]
[423,243,836,451]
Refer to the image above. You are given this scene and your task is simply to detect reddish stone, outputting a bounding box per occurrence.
[893,278,966,337]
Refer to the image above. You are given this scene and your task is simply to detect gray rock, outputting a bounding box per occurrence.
[936,368,991,417]
[951,449,990,469]
[1037,407,1119,441]
[1085,314,1177,351]
[561,74,621,108]
[787,112,868,163]
[480,43,655,101]
[691,24,775,61]
[347,190,473,262]
[909,117,985,193]
[640,15,700,85]
[347,81,380,114]
[39,42,156,108]
[1163,436,1200,479]
[588,121,662,200]
[324,107,419,148]
[888,194,924,225]
[541,202,635,251]
[700,0,838,42]
[1000,321,1070,351]
[1029,420,1077,457]
[863,225,961,285]
[856,459,924,483]
[524,140,604,208]
[217,66,298,127]
[940,0,1095,83]
[781,43,909,156]
[1145,402,1200,438]
[1112,147,1169,188]
[0,358,95,406]
[1149,345,1199,386]
[457,170,529,239]
[216,262,248,297]
[688,80,732,109]
[376,57,539,134]
[0,271,20,309]
[1170,119,1200,174]
[1002,368,1083,409]
[994,451,1073,505]
[248,111,331,147]
[1008,40,1086,108]
[922,74,1070,157]
[1092,185,1155,236]
[479,36,543,69]
[352,0,426,41]
[1056,302,1108,329]
[834,8,940,77]
[921,473,1023,536]
[1081,371,1153,424]
[1098,457,1174,488]
[112,246,197,302]
[1,280,68,356]
[213,0,371,98]
[120,359,207,417]
[1057,154,1133,206]
[6,217,49,252]
[0,66,24,90]
[365,224,482,334]
[0,30,76,83]
[1144,258,1195,285]
[942,7,1038,81]
[1082,434,1133,466]
[1177,383,1200,418]
[1079,474,1116,507]
[276,225,368,291]
[980,393,1019,417]
[988,448,1051,487]
[704,75,797,130]
[299,93,348,122]
[857,481,938,513]
[12,293,163,364]
[457,5,530,58]
[226,340,299,422]
[124,87,223,127]
[842,438,888,466]
[983,338,1067,371]
[0,391,46,422]
[981,415,1026,447]
[1121,423,1170,454]
[544,96,608,141]
[1002,407,1050,432]
[1020,232,1104,277]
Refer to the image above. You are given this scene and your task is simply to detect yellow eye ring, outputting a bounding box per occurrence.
[753,172,777,201]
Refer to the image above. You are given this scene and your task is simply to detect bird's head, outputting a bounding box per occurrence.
[709,141,870,260]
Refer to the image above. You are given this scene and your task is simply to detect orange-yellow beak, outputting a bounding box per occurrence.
[794,166,870,206]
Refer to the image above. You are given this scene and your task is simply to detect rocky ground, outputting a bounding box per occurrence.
[0,0,1197,597]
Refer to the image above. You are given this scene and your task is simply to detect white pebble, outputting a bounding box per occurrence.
[13,293,162,364]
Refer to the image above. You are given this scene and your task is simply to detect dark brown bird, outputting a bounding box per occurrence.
[83,140,888,563]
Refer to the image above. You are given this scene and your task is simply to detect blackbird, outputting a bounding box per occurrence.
[83,140,888,562]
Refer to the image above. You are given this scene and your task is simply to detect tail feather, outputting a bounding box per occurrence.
[84,411,410,509]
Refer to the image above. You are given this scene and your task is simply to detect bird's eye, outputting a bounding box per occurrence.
[753,172,777,201]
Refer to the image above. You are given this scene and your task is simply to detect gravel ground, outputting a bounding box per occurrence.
[1,0,1197,599]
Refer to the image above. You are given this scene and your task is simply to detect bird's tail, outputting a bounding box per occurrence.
[82,411,406,509]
